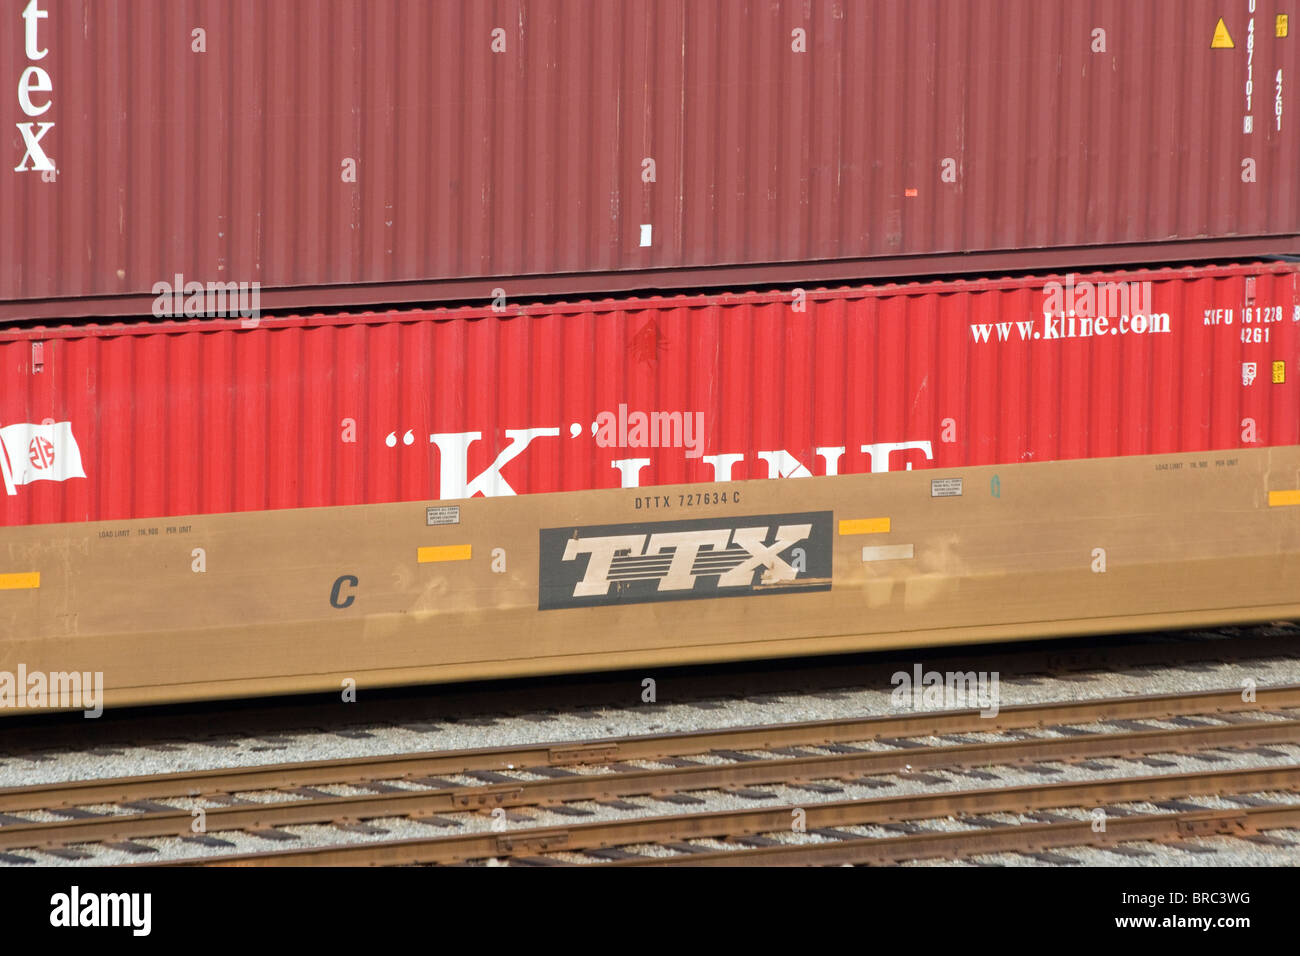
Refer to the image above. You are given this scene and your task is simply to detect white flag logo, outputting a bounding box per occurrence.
[0,421,87,495]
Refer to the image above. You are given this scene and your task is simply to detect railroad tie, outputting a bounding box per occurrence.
[1223,794,1282,808]
[1022,811,1078,824]
[894,772,949,785]
[1100,845,1155,858]
[1152,799,1212,813]
[843,776,896,789]
[734,835,784,848]
[1018,764,1064,776]
[662,842,713,855]
[39,847,95,861]
[1164,841,1220,854]
[808,828,860,841]
[583,847,646,861]
[949,769,1000,781]
[104,841,159,855]
[403,777,461,790]
[1072,760,1116,771]
[1240,747,1289,758]
[790,781,844,794]
[332,821,390,835]
[725,787,778,800]
[1165,716,1216,727]
[709,750,765,762]
[282,787,337,800]
[180,835,235,848]
[1241,833,1297,848]
[1021,851,1081,865]
[120,800,181,813]
[653,793,706,805]
[959,816,1015,829]
[875,821,926,834]
[465,771,518,785]
[204,792,257,806]
[47,807,103,820]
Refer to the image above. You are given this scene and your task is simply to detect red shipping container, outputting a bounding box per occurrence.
[1,261,1296,527]
[3,0,1298,320]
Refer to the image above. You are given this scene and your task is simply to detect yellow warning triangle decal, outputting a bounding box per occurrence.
[1212,17,1234,48]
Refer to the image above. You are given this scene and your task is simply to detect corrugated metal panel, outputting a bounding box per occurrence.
[2,261,1296,526]
[3,0,1298,317]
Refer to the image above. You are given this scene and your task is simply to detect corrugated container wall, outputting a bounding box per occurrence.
[3,0,1298,319]
[1,261,1296,527]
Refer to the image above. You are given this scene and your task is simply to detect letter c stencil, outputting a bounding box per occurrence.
[331,574,358,609]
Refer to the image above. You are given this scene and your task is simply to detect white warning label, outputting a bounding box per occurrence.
[931,478,963,498]
[426,506,461,526]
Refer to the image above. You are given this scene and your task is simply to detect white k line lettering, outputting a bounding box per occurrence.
[430,428,559,498]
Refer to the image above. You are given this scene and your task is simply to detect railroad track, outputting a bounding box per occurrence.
[192,764,1300,866]
[612,802,1300,867]
[2,684,1298,866]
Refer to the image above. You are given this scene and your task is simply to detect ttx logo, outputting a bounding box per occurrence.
[539,512,833,610]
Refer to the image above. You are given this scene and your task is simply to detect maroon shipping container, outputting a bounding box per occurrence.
[1,261,1296,526]
[3,0,1298,321]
